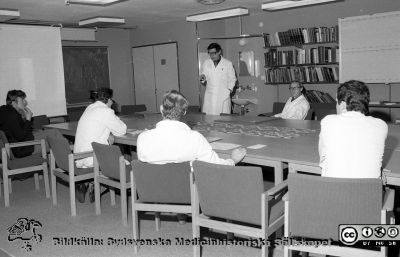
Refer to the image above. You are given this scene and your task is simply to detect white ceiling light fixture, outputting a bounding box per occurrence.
[0,8,20,22]
[197,0,226,5]
[186,7,248,22]
[262,0,341,11]
[78,16,125,27]
[65,0,127,6]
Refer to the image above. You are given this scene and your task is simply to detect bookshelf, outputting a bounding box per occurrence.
[263,26,339,84]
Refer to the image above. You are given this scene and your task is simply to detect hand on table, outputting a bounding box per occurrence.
[231,147,246,164]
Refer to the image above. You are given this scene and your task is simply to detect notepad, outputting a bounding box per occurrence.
[247,144,267,149]
[210,142,241,151]
[205,136,222,143]
[126,129,143,135]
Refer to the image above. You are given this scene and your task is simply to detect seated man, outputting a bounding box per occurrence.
[137,90,246,165]
[319,80,388,178]
[274,81,310,120]
[137,90,246,224]
[0,90,35,157]
[0,89,60,158]
[74,88,127,202]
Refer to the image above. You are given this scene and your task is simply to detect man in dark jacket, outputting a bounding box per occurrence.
[0,90,34,157]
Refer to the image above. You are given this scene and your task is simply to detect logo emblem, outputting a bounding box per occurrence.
[374,226,386,238]
[340,227,358,245]
[7,218,43,251]
[387,227,399,238]
[362,227,373,238]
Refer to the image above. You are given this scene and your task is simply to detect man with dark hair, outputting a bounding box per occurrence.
[200,43,236,115]
[74,87,127,202]
[0,90,35,157]
[137,90,246,165]
[319,80,388,178]
[90,87,119,114]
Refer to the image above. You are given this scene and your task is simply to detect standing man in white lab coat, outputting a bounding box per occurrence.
[200,43,237,115]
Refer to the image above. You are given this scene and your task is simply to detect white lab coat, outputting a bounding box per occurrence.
[201,57,236,115]
[274,94,310,120]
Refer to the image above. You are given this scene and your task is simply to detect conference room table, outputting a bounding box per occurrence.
[43,113,400,186]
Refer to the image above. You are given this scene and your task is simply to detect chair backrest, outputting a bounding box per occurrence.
[288,173,382,241]
[192,161,264,226]
[120,105,147,115]
[0,130,13,160]
[187,105,201,113]
[272,102,286,115]
[32,115,50,130]
[311,103,336,120]
[47,135,72,171]
[92,142,123,180]
[131,160,191,204]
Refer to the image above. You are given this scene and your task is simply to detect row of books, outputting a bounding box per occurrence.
[263,26,339,47]
[264,46,339,66]
[264,66,339,84]
[305,90,336,104]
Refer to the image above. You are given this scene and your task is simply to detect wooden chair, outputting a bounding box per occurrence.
[120,104,147,116]
[47,135,94,216]
[32,115,50,130]
[312,103,336,120]
[130,160,192,253]
[0,130,50,207]
[92,142,131,226]
[191,161,287,257]
[284,173,395,257]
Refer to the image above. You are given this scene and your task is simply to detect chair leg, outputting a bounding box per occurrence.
[3,173,9,207]
[8,178,12,194]
[69,180,77,216]
[192,222,200,257]
[95,177,101,215]
[121,186,128,227]
[132,206,139,253]
[110,189,116,206]
[42,164,50,198]
[34,173,40,190]
[51,171,57,206]
[155,212,161,231]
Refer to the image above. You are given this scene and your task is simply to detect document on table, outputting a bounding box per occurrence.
[247,144,267,149]
[205,136,222,143]
[210,142,241,151]
[126,129,144,136]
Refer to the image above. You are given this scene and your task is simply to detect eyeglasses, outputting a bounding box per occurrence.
[208,51,219,56]
[289,87,301,90]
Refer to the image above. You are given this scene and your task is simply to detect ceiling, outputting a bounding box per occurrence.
[0,0,269,29]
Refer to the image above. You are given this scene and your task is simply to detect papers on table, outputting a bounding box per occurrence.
[126,129,144,136]
[247,144,267,149]
[210,142,241,151]
[205,136,222,143]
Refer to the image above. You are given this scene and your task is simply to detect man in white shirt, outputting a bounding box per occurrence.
[319,80,388,178]
[138,90,246,165]
[137,90,246,224]
[200,43,237,115]
[274,81,310,120]
[74,88,127,202]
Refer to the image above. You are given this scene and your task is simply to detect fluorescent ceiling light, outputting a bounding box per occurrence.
[79,16,125,27]
[65,0,127,6]
[0,8,20,22]
[186,7,249,22]
[262,0,340,11]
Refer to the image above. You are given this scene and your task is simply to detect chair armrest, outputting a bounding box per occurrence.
[282,192,289,202]
[6,139,43,148]
[258,112,273,117]
[383,188,395,211]
[72,151,93,160]
[266,180,288,196]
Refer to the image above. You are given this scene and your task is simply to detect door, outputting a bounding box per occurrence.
[132,43,179,113]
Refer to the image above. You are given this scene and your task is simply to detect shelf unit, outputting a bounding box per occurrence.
[263,26,339,84]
